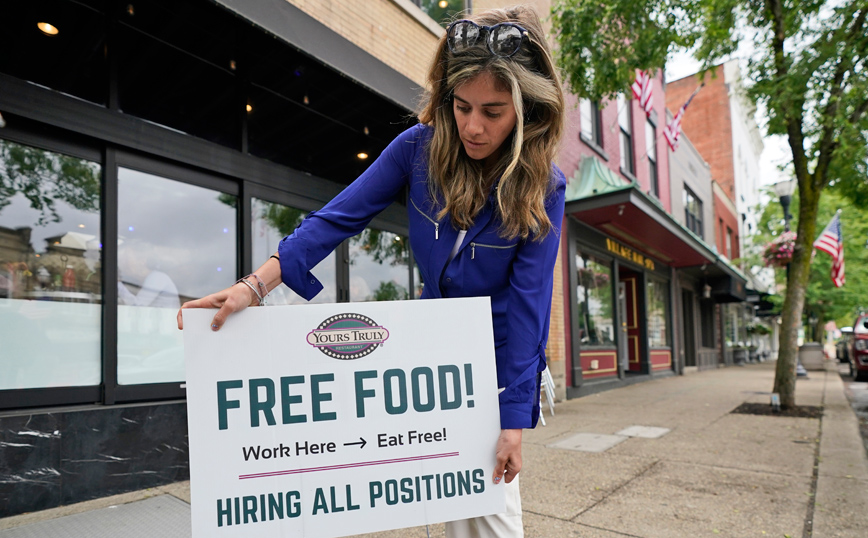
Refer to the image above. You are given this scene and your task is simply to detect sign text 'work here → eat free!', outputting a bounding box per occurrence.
[183,297,505,538]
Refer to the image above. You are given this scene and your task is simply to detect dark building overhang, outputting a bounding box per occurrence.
[1,0,420,185]
[212,0,422,112]
[565,156,747,302]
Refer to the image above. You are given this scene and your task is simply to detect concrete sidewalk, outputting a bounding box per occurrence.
[2,361,867,537]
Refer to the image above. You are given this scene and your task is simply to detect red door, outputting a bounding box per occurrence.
[620,268,642,373]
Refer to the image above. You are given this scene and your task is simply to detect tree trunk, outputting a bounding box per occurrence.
[773,186,819,408]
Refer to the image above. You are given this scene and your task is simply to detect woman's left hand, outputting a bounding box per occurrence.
[493,428,522,484]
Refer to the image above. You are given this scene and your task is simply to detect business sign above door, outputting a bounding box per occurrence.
[606,238,656,271]
[182,298,505,538]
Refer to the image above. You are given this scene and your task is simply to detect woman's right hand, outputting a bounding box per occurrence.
[176,282,257,331]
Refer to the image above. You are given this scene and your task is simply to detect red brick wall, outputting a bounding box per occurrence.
[713,190,740,260]
[559,71,670,213]
[666,66,735,204]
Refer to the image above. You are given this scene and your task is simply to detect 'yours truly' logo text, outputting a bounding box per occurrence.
[307,313,389,360]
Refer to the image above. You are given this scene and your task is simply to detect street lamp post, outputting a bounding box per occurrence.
[773,179,798,282]
[772,179,805,377]
[773,179,797,232]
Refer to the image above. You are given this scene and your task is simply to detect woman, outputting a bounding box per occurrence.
[179,6,565,537]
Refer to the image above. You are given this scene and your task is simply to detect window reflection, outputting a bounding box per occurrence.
[0,138,102,390]
[349,229,410,302]
[576,254,614,346]
[647,279,670,347]
[117,168,236,384]
[251,198,336,304]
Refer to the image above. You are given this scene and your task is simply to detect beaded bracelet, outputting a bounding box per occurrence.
[236,277,264,306]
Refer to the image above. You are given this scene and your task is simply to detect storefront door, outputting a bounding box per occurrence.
[618,281,629,372]
[619,267,642,373]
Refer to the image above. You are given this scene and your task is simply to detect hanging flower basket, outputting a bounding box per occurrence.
[762,231,796,267]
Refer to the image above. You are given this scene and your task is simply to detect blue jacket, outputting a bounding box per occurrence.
[278,124,566,429]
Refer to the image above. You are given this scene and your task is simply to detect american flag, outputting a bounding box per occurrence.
[813,212,845,287]
[631,70,653,116]
[664,84,703,151]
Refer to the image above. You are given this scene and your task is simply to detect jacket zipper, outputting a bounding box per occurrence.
[470,242,517,260]
[410,197,439,240]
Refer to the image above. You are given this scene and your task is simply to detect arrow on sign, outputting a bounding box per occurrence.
[344,437,367,449]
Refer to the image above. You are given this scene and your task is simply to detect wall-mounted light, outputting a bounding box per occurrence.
[229,60,237,71]
[0,111,6,129]
[246,103,253,113]
[617,204,625,216]
[303,95,310,105]
[363,126,369,136]
[357,152,369,160]
[37,22,59,36]
[127,4,135,16]
[703,283,712,299]
[439,0,449,8]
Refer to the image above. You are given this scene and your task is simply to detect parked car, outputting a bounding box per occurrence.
[849,315,868,381]
[837,326,853,363]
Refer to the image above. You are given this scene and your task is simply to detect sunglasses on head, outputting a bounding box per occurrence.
[446,20,529,58]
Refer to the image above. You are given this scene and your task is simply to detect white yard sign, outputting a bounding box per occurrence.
[183,297,505,538]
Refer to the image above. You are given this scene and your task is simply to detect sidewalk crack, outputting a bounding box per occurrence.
[523,510,645,537]
[802,369,826,538]
[571,459,661,520]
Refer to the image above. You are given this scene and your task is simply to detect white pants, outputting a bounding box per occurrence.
[444,475,523,538]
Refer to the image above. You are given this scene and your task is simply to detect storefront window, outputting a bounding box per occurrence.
[0,139,102,390]
[723,303,747,348]
[576,254,614,346]
[117,168,236,384]
[349,229,411,301]
[647,279,670,347]
[251,198,336,304]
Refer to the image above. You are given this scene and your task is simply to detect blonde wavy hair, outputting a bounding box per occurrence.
[418,5,565,241]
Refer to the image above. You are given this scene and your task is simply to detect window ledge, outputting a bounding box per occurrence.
[389,0,446,37]
[619,167,638,184]
[579,134,609,161]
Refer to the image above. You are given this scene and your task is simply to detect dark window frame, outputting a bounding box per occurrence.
[580,99,604,150]
[683,186,704,238]
[618,95,634,176]
[645,120,658,197]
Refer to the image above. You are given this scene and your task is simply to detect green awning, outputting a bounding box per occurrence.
[565,156,634,202]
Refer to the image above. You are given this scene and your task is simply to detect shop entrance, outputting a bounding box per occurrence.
[618,267,643,373]
[682,289,697,367]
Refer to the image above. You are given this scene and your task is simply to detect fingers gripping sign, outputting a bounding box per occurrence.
[493,428,522,485]
[176,282,258,331]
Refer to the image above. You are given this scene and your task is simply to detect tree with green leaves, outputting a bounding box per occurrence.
[748,189,868,338]
[552,0,868,408]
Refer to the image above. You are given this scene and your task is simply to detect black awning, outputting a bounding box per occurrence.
[681,262,749,303]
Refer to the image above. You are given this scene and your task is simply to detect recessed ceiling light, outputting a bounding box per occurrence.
[78,224,85,228]
[37,22,59,36]
[357,152,369,160]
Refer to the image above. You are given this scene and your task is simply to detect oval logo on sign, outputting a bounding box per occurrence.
[306,313,389,360]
